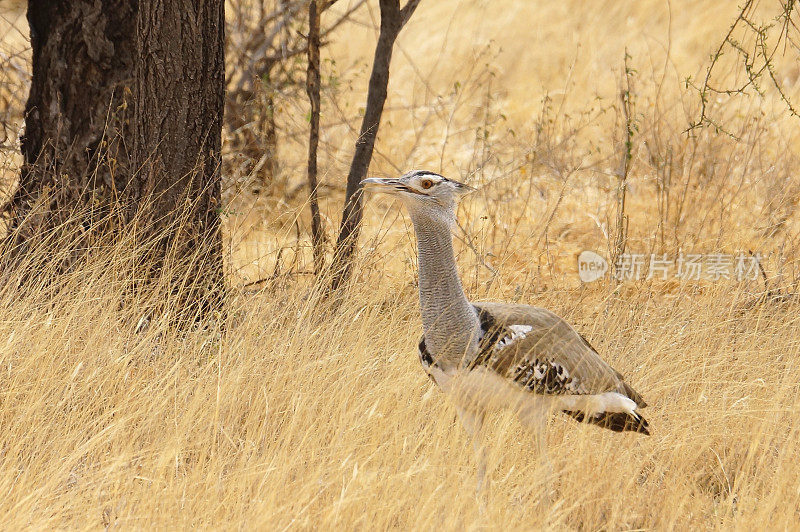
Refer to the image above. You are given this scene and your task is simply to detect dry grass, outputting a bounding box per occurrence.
[2,0,800,529]
[1,257,799,529]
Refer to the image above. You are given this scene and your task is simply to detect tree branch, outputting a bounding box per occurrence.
[306,0,326,274]
[328,0,423,292]
[400,0,421,26]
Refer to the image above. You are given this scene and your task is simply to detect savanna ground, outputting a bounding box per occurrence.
[2,0,800,528]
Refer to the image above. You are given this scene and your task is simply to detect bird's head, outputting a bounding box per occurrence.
[360,170,474,226]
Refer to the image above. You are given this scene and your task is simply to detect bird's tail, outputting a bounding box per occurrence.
[563,409,650,435]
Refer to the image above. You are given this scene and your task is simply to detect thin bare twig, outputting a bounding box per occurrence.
[306,0,326,275]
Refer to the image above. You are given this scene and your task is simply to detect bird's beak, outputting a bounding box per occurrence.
[455,182,477,195]
[360,177,401,193]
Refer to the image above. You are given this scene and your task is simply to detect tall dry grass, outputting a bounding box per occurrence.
[2,0,800,529]
[1,240,799,529]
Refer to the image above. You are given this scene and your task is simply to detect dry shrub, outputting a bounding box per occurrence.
[0,5,28,204]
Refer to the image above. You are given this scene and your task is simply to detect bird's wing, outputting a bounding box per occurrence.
[471,302,647,408]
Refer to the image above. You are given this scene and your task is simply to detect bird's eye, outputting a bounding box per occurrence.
[420,179,434,190]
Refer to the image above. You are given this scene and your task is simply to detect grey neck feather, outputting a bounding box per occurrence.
[411,212,481,366]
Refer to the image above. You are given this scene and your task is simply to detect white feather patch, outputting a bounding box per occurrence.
[557,392,638,416]
[495,324,533,349]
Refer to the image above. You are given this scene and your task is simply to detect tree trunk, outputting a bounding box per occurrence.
[132,0,225,317]
[6,0,136,251]
[328,0,420,292]
[4,0,225,319]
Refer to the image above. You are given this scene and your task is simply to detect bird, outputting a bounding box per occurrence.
[361,170,650,496]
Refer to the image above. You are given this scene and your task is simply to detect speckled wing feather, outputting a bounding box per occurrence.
[471,302,647,408]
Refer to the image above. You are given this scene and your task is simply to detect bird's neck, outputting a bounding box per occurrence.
[412,214,481,365]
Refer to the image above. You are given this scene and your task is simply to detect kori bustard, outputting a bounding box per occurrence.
[362,170,649,493]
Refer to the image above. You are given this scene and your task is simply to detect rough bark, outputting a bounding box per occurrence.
[6,1,136,249]
[5,0,225,319]
[131,0,225,315]
[328,0,420,292]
